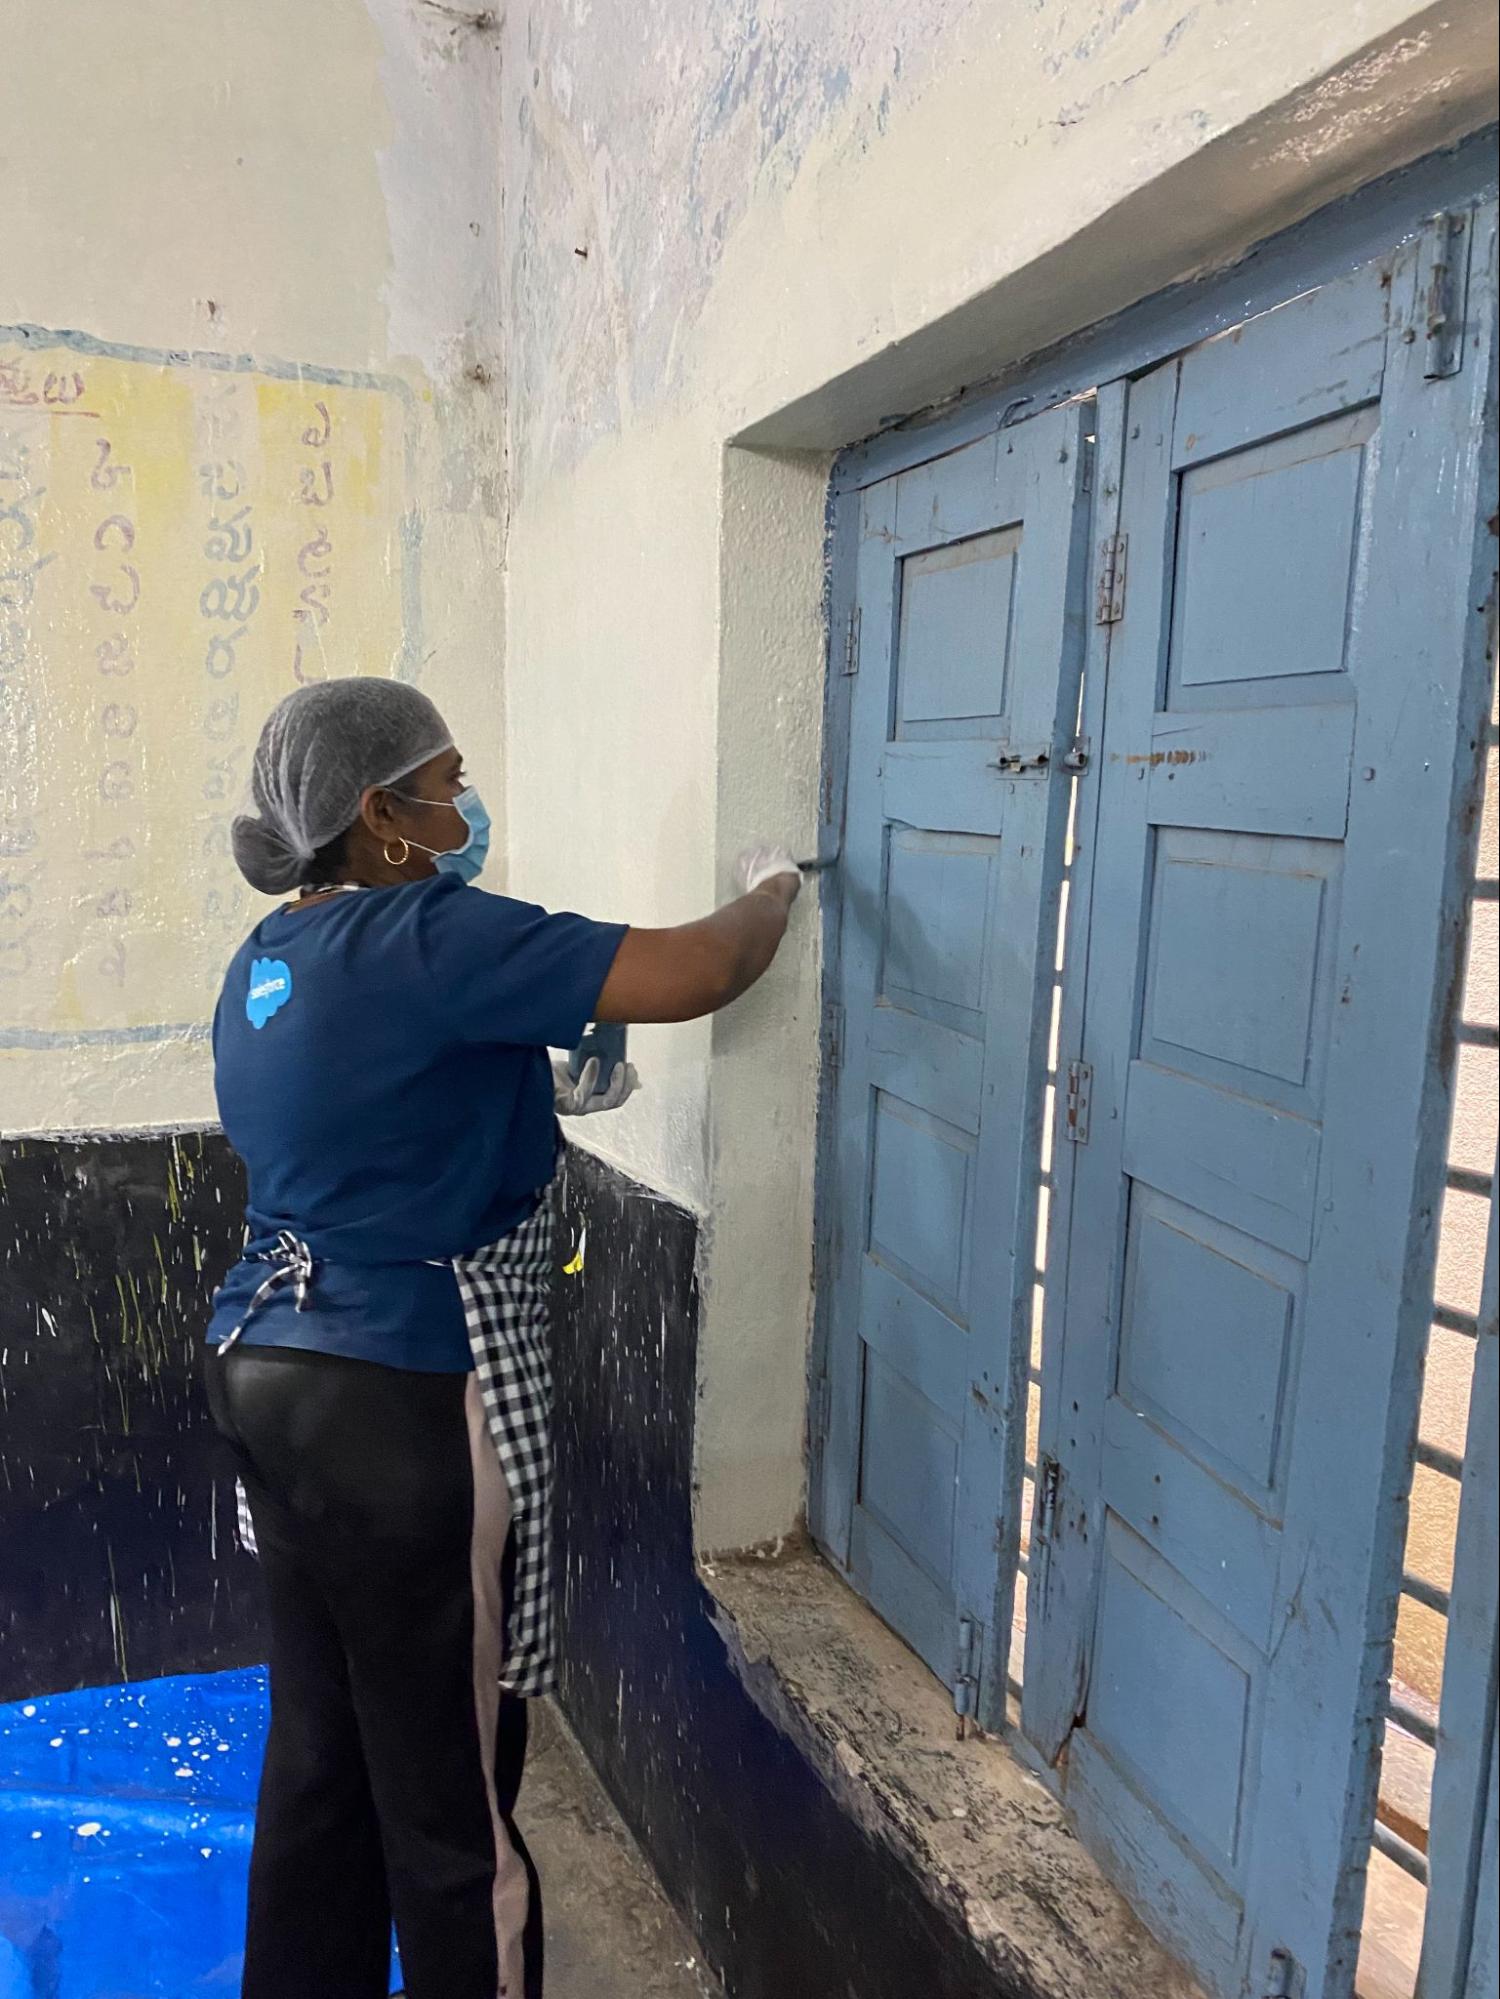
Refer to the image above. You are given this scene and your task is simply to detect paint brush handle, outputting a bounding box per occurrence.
[568,1021,628,1098]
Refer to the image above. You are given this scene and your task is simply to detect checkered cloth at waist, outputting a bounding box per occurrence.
[230,1191,559,1698]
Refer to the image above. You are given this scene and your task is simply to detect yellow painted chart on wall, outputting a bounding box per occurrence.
[0,336,415,1044]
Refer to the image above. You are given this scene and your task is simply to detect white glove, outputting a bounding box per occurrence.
[734,842,802,896]
[552,1055,640,1116]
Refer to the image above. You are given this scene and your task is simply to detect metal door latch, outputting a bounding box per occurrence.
[990,743,1051,776]
[989,738,1090,777]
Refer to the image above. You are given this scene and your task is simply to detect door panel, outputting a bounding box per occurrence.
[1141,831,1336,1099]
[1118,1195,1299,1500]
[1168,253,1388,459]
[818,402,1091,1718]
[1170,410,1375,695]
[1025,206,1498,1999]
[895,530,1020,732]
[1143,705,1356,838]
[1084,1516,1259,1870]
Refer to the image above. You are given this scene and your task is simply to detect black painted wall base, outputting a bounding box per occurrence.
[552,1145,1009,1999]
[0,1131,262,1703]
[4,1125,1015,1992]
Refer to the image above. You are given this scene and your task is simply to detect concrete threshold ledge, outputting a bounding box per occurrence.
[702,1547,1202,1999]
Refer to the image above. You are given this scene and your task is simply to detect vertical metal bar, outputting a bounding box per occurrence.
[1419,1140,1499,1999]
[981,399,1098,1731]
[1018,376,1127,1765]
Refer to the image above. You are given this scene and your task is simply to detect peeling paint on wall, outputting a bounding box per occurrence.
[504,0,979,487]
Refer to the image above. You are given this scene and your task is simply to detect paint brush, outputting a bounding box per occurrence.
[796,856,837,873]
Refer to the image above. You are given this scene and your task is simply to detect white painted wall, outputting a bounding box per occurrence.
[497,0,1498,1550]
[1,0,506,1133]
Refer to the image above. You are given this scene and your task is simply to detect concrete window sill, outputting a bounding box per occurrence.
[701,1546,1202,1999]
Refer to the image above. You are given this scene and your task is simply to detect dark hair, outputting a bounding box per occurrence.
[301,830,352,886]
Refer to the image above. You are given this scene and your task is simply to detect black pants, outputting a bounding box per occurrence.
[207,1345,543,1999]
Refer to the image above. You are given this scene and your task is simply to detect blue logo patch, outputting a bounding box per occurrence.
[246,957,293,1029]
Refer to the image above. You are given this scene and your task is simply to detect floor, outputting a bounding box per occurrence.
[1356,1847,1425,1999]
[524,1702,721,1999]
[0,1669,716,1999]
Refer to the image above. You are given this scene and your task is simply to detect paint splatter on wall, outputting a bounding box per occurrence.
[0,1132,259,1704]
[502,0,979,488]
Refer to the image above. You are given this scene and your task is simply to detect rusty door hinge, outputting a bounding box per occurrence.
[1421,210,1468,381]
[954,1614,981,1736]
[1036,1456,1062,1543]
[1064,1059,1092,1144]
[1096,534,1127,623]
[842,606,862,675]
[1032,1456,1065,1614]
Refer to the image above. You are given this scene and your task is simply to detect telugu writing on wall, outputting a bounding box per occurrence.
[0,336,413,1046]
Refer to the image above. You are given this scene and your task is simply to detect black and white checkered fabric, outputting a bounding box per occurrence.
[451,1194,558,1697]
[232,1192,559,1698]
[235,1474,257,1559]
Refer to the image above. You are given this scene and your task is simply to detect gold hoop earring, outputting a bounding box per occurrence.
[383,837,411,867]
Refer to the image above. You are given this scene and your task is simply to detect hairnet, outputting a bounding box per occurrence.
[231,679,454,894]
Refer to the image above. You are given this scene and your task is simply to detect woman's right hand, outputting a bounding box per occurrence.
[734,843,802,900]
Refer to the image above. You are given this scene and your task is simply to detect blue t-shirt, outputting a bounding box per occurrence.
[207,876,626,1370]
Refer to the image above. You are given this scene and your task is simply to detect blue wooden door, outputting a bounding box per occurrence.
[816,401,1090,1721]
[1024,206,1497,1998]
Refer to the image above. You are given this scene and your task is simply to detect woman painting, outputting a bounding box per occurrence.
[206,678,801,1999]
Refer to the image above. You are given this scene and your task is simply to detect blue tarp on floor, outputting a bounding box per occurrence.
[0,1668,400,1998]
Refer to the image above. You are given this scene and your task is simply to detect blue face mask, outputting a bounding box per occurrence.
[397,785,491,884]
